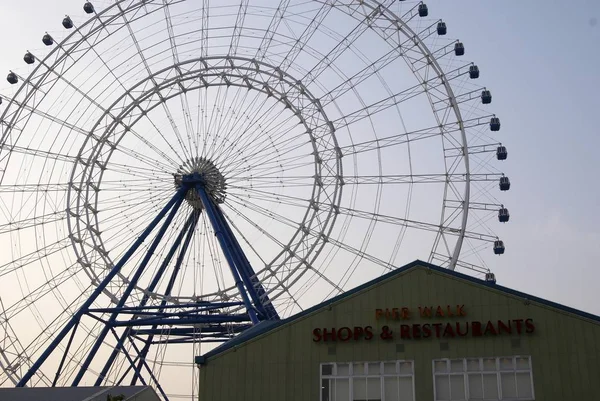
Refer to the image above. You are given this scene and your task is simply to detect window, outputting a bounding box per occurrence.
[433,356,534,400]
[321,360,415,401]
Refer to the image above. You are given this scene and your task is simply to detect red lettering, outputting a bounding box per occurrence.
[375,309,383,320]
[436,306,444,317]
[456,322,468,336]
[422,324,432,338]
[419,306,432,318]
[392,308,400,319]
[312,328,322,342]
[484,321,497,335]
[432,323,443,338]
[472,321,483,336]
[412,324,421,339]
[323,328,336,342]
[525,319,535,334]
[457,304,467,316]
[353,326,363,340]
[365,326,374,340]
[401,307,410,319]
[443,323,455,337]
[446,305,455,317]
[338,327,352,341]
[497,320,512,335]
[400,324,411,339]
[512,319,524,334]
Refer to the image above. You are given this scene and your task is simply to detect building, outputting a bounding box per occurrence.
[196,260,599,400]
[0,386,160,401]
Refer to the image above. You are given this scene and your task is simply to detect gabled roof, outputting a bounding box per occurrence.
[197,259,600,363]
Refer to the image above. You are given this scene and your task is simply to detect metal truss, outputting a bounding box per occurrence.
[16,174,278,396]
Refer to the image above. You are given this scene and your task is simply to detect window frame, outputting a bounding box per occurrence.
[432,356,535,401]
[320,360,416,401]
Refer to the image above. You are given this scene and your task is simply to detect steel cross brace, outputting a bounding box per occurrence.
[17,172,281,391]
[97,208,201,386]
[16,186,188,388]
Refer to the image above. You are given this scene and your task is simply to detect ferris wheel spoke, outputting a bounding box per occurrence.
[2,145,77,164]
[0,183,71,193]
[209,87,254,157]
[224,123,314,172]
[1,96,95,140]
[279,0,333,72]
[223,208,310,306]
[102,163,172,180]
[341,173,503,186]
[208,82,276,164]
[329,78,458,131]
[255,0,291,60]
[0,238,71,278]
[113,138,182,172]
[338,116,492,158]
[228,0,249,57]
[208,87,249,158]
[222,198,295,249]
[228,187,310,208]
[115,2,194,163]
[336,205,497,243]
[68,15,188,170]
[226,143,313,178]
[200,0,209,57]
[163,3,200,160]
[94,178,172,190]
[320,46,400,106]
[0,210,67,236]
[301,2,374,87]
[97,164,171,182]
[220,103,308,166]
[227,174,314,189]
[222,200,338,298]
[201,82,226,159]
[2,262,85,321]
[216,104,302,170]
[95,197,167,227]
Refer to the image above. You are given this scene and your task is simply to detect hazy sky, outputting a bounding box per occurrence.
[0,0,598,316]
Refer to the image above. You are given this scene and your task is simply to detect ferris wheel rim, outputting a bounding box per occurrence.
[64,55,344,302]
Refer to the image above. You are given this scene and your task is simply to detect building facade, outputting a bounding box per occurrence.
[196,261,599,400]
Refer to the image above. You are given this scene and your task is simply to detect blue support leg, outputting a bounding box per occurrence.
[130,209,201,385]
[95,210,199,385]
[72,190,186,386]
[16,187,187,388]
[193,183,259,324]
[215,204,279,319]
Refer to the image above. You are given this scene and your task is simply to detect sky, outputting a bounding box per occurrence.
[0,0,598,308]
[427,0,600,314]
[0,0,599,397]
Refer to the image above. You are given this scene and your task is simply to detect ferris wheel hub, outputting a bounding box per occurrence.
[174,158,226,209]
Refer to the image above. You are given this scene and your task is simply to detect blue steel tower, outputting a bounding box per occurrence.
[17,168,279,397]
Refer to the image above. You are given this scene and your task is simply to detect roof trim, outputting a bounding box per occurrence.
[199,259,600,361]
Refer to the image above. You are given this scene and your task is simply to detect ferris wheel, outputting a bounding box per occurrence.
[0,0,509,399]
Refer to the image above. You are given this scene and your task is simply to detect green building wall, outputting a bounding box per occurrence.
[198,264,599,400]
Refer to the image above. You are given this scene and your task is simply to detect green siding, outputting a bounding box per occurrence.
[199,265,599,400]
